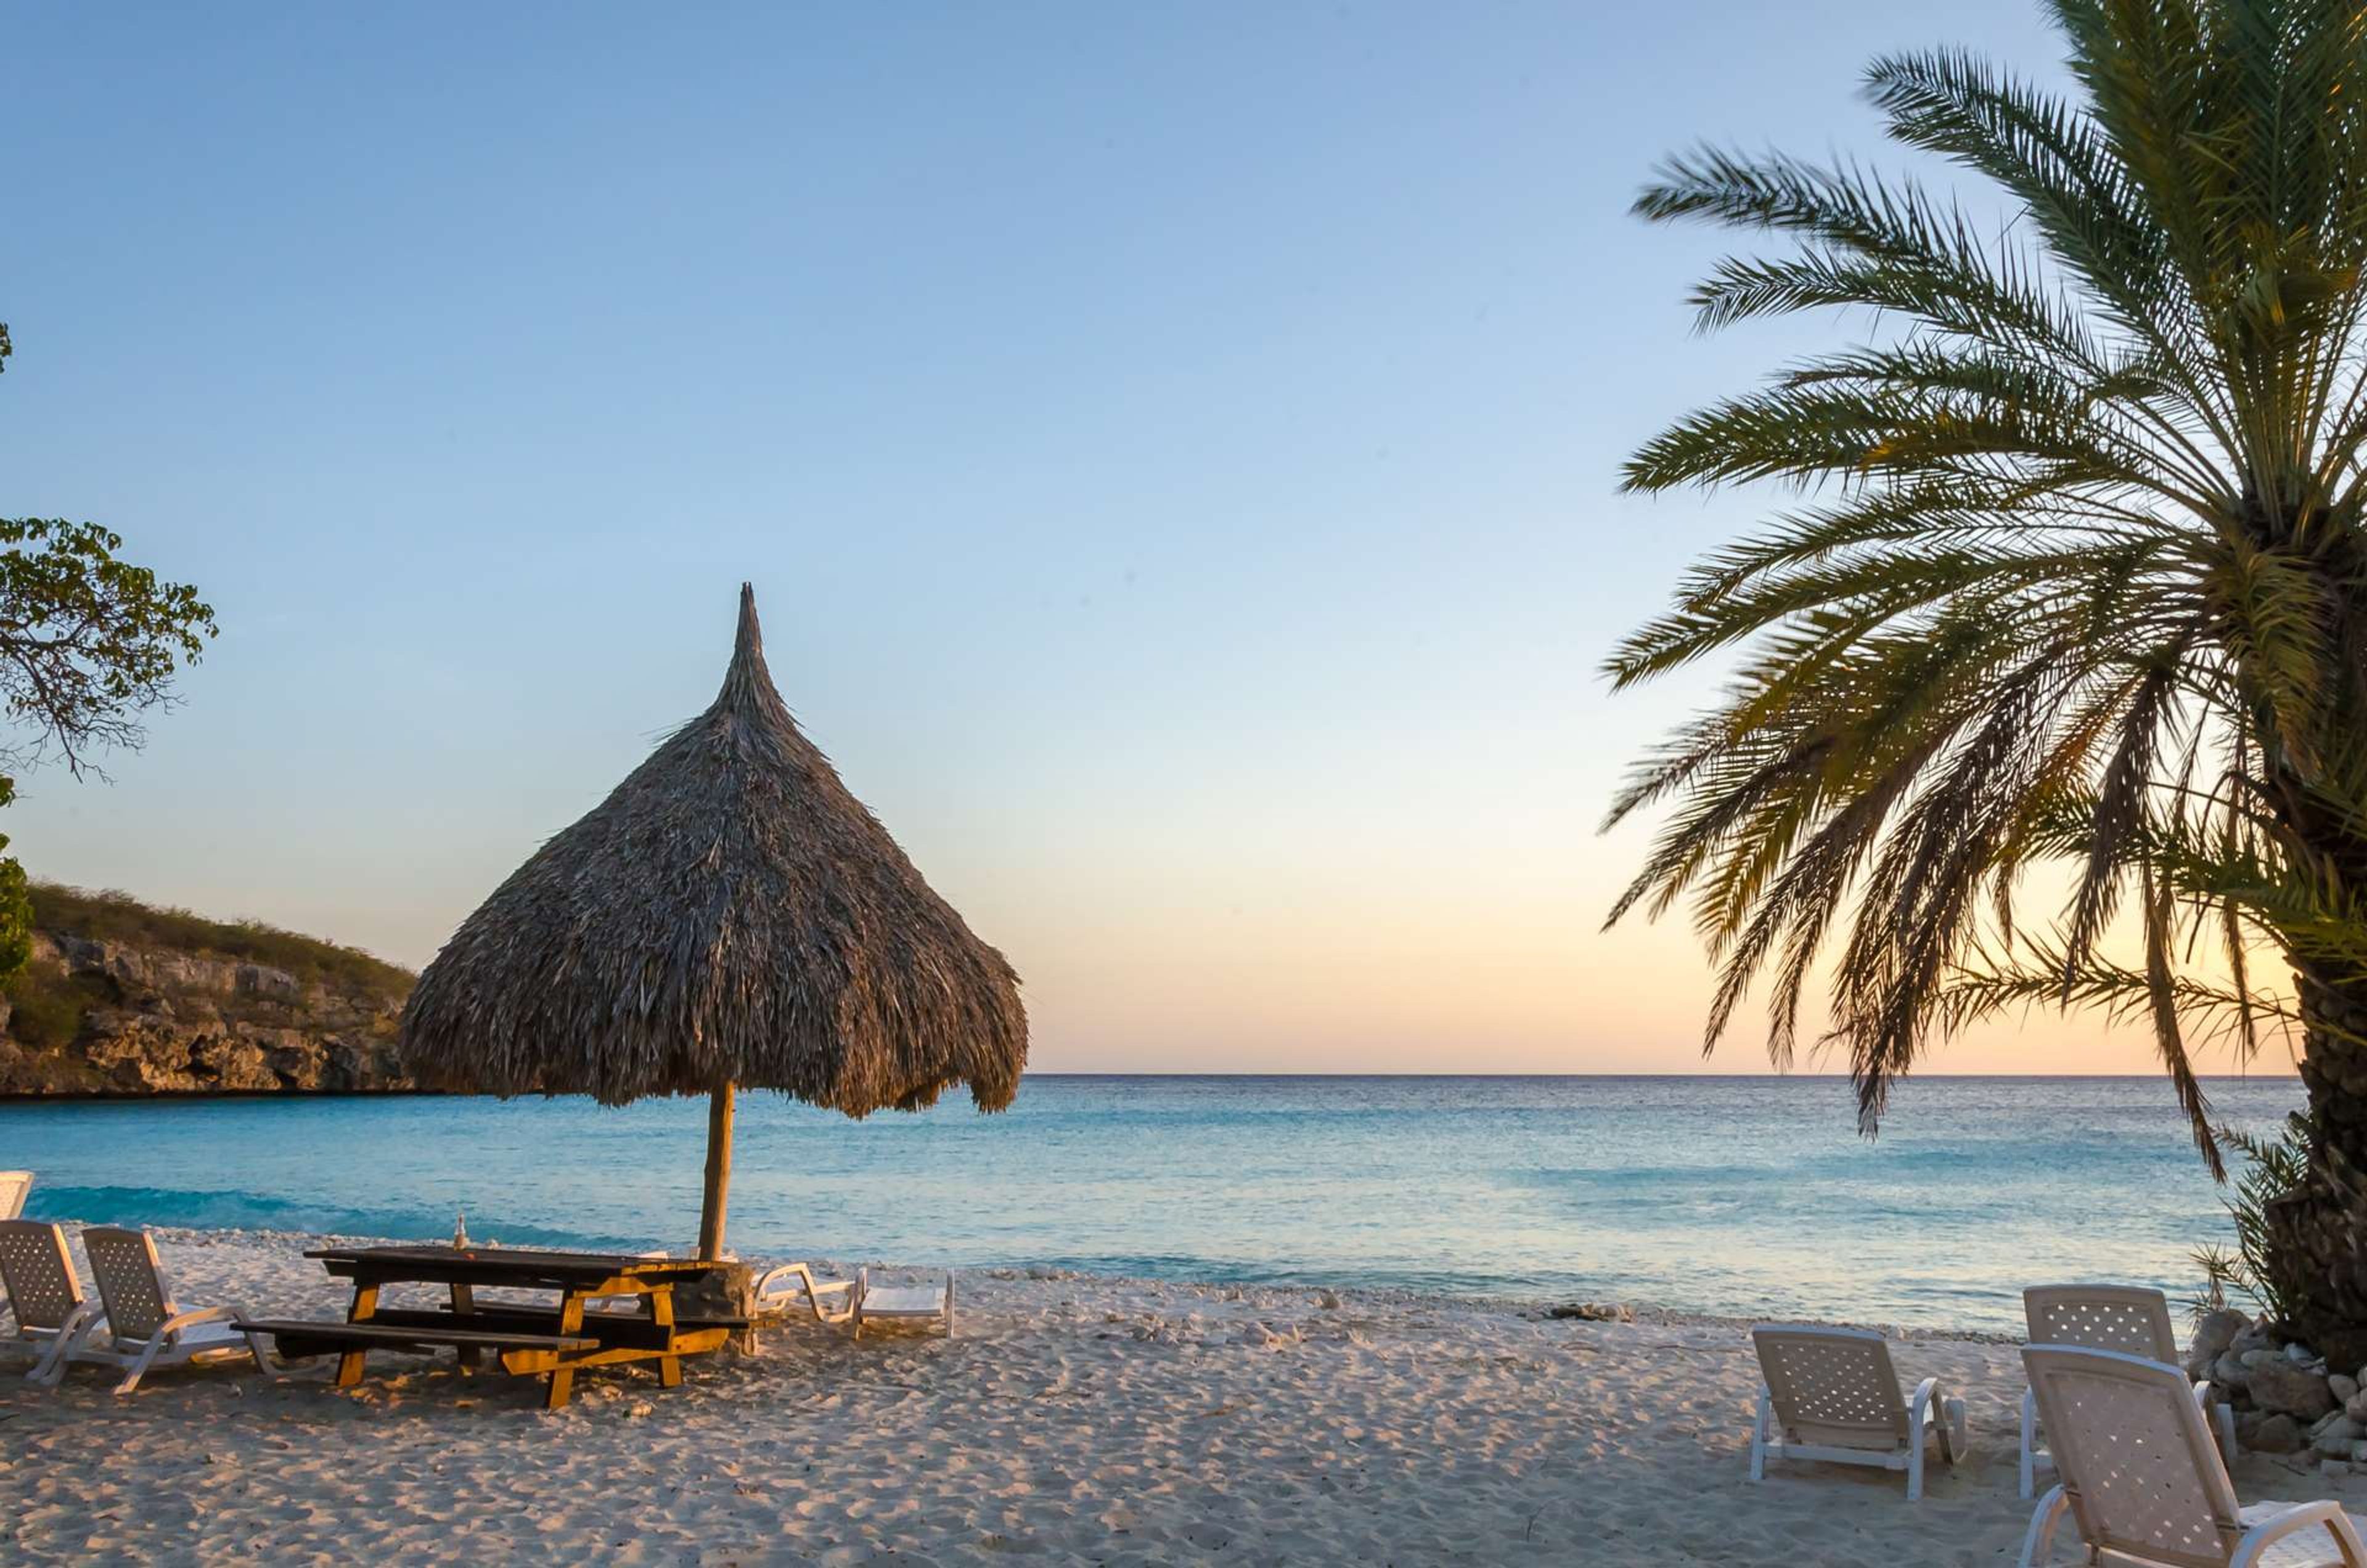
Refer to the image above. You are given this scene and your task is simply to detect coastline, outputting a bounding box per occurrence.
[5,1077,2302,1339]
[4,1223,2358,1564]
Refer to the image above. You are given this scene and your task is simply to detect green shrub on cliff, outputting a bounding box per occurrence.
[25,882,412,1005]
[2,965,112,1050]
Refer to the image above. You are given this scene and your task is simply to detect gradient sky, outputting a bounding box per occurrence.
[0,2,2285,1076]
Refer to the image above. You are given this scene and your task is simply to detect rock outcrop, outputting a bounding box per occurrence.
[2193,1313,2367,1471]
[0,930,413,1095]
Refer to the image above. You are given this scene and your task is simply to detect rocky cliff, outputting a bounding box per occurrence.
[0,888,416,1095]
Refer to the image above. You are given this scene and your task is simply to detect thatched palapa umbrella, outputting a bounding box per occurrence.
[399,583,1027,1257]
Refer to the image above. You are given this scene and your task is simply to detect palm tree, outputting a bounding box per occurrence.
[1609,0,2367,1360]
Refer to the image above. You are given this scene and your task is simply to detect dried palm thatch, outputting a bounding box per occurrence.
[399,583,1026,1252]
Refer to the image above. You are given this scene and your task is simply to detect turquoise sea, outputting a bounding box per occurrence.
[0,1074,2302,1334]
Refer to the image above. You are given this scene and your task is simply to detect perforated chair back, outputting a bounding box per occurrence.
[0,1219,82,1333]
[2022,1344,2242,1567]
[2024,1284,2180,1362]
[80,1227,174,1343]
[1751,1325,1910,1452]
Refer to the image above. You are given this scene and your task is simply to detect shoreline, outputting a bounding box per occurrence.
[72,1219,2033,1345]
[4,1077,2298,1340]
[6,1223,2347,1564]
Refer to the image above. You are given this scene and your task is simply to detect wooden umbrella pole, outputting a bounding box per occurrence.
[697,1082,735,1259]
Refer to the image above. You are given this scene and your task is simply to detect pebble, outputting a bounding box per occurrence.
[2309,1416,2361,1456]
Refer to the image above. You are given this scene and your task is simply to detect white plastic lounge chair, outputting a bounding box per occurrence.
[2021,1283,2238,1498]
[46,1227,278,1394]
[0,1219,100,1381]
[2019,1343,2366,1567]
[0,1171,29,1220]
[753,1265,954,1339]
[1748,1324,1968,1501]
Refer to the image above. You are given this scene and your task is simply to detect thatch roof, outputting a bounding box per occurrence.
[399,583,1026,1115]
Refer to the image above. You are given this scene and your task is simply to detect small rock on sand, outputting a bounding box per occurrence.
[1548,1303,1635,1323]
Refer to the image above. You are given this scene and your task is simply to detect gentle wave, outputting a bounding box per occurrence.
[27,1185,636,1252]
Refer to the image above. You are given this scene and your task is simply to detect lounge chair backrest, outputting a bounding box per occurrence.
[2024,1284,2180,1361]
[0,1171,29,1220]
[2022,1344,2243,1567]
[81,1227,174,1342]
[1751,1325,1909,1451]
[0,1219,81,1332]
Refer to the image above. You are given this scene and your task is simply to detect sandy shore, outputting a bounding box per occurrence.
[4,1225,2362,1564]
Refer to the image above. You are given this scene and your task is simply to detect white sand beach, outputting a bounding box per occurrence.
[3,1226,2360,1565]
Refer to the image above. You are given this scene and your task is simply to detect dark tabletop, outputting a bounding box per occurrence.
[303,1244,727,1289]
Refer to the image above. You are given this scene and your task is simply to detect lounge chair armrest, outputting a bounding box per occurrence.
[2231,1499,2367,1567]
[754,1264,854,1299]
[1908,1374,1966,1468]
[2018,1485,2071,1568]
[753,1264,856,1322]
[2192,1379,2240,1463]
[153,1305,239,1344]
[27,1299,105,1386]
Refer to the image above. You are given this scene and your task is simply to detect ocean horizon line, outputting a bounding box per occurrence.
[1,1068,2301,1102]
[1013,1069,2302,1081]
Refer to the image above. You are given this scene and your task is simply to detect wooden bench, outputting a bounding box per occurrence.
[237,1318,599,1373]
[237,1305,751,1407]
[359,1305,747,1355]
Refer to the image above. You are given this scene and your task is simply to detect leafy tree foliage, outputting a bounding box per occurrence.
[0,322,216,986]
[0,518,216,777]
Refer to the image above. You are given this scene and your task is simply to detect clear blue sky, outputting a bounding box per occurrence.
[2,2,2157,1074]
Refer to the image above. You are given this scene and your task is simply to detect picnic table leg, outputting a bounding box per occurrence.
[449,1284,481,1373]
[545,1292,586,1411]
[648,1286,683,1389]
[337,1283,381,1389]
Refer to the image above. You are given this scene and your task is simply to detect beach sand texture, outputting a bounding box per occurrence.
[4,1227,2361,1565]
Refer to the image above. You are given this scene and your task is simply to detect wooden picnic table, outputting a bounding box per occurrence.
[237,1245,740,1410]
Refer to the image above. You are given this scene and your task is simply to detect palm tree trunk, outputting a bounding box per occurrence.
[2268,968,2367,1368]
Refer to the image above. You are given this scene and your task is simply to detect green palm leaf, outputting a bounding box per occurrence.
[1612,0,2367,1357]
